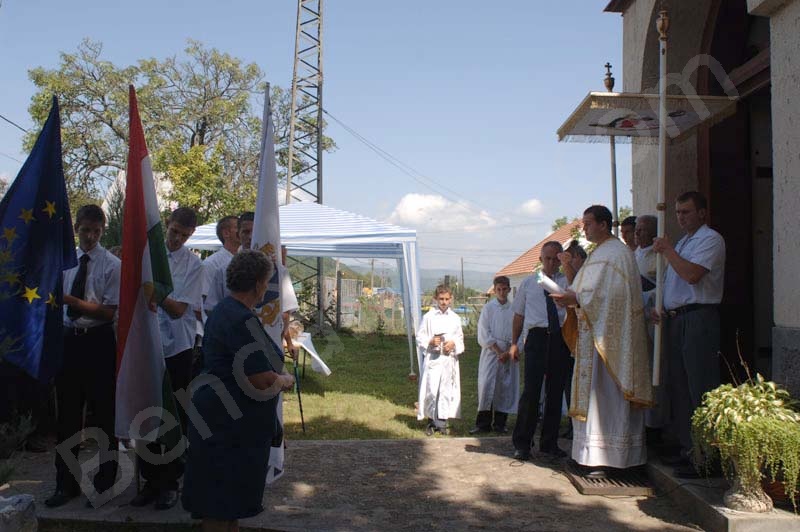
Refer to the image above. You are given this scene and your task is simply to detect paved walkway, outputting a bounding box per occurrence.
[2,437,702,531]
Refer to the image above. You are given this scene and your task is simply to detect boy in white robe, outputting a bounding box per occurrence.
[470,276,518,434]
[416,285,465,435]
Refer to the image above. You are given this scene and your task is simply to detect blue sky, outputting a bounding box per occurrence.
[0,0,632,272]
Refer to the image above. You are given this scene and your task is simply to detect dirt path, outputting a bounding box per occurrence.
[3,437,701,531]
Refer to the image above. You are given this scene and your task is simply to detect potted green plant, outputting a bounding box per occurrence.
[692,373,800,513]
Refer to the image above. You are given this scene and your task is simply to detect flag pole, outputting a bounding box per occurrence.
[653,9,670,386]
[604,64,620,237]
[293,360,306,433]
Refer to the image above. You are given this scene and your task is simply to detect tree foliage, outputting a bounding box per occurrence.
[551,216,569,231]
[26,39,335,223]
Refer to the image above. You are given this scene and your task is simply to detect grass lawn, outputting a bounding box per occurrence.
[282,332,517,440]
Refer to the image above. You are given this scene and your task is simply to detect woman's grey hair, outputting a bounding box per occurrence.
[226,250,274,293]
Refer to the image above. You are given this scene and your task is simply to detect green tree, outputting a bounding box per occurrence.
[551,216,569,231]
[26,39,335,219]
[618,205,633,221]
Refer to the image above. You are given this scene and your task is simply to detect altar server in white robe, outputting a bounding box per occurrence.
[470,276,518,435]
[552,205,654,476]
[416,285,465,436]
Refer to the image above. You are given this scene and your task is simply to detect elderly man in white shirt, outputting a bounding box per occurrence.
[653,191,726,478]
[509,241,571,461]
[131,207,203,510]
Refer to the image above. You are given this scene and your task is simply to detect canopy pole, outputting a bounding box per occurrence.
[653,9,670,386]
[610,138,619,237]
[604,63,620,237]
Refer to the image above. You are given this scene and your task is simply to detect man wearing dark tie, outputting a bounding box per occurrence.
[46,204,120,508]
[509,241,571,461]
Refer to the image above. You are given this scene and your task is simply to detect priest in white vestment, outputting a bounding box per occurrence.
[470,276,518,434]
[552,205,654,473]
[416,285,465,435]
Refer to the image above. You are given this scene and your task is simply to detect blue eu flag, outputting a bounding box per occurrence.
[0,97,77,381]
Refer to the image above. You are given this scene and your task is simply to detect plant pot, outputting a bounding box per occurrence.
[762,468,800,510]
[724,458,773,513]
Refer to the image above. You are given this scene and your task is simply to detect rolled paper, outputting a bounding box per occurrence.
[536,271,564,295]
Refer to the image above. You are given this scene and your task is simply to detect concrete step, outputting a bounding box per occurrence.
[648,460,800,532]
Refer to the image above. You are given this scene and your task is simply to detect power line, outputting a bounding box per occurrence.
[0,113,28,133]
[322,108,495,216]
[0,151,23,164]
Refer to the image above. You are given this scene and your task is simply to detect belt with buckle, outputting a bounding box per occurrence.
[667,303,716,317]
[64,323,112,336]
[528,326,551,336]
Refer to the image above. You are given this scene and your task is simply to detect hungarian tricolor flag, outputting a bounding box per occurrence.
[115,85,174,441]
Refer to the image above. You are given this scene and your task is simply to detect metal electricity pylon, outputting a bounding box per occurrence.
[286,0,327,330]
[285,0,324,205]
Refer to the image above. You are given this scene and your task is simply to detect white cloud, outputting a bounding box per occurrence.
[519,198,544,216]
[387,193,496,232]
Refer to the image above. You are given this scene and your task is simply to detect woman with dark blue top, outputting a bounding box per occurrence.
[182,250,294,531]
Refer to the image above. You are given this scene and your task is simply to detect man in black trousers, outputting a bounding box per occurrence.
[509,241,571,461]
[45,205,120,508]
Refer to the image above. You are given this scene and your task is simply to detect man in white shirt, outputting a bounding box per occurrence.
[471,276,518,435]
[131,207,203,510]
[620,216,638,251]
[236,211,299,358]
[46,205,121,508]
[653,191,726,478]
[202,215,240,316]
[509,242,571,461]
[634,215,658,295]
[634,215,669,437]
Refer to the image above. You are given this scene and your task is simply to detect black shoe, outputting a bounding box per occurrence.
[129,484,159,507]
[468,426,490,435]
[155,489,178,510]
[493,426,509,434]
[541,446,568,459]
[425,425,436,437]
[44,488,80,508]
[513,449,532,461]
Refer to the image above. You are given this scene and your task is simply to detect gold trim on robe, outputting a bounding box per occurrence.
[568,238,654,421]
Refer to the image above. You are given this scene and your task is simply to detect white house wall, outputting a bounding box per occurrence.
[761,0,800,394]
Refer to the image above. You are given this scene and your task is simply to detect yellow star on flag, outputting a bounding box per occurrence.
[22,286,41,304]
[43,200,57,219]
[0,250,12,264]
[2,227,18,245]
[19,208,36,225]
[2,271,20,285]
[47,292,59,309]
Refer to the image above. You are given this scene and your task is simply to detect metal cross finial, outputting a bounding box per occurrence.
[604,63,615,92]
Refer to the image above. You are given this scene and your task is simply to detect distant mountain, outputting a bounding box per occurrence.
[347,264,495,292]
[418,268,495,292]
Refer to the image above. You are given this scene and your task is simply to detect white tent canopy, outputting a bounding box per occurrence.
[186,202,422,375]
